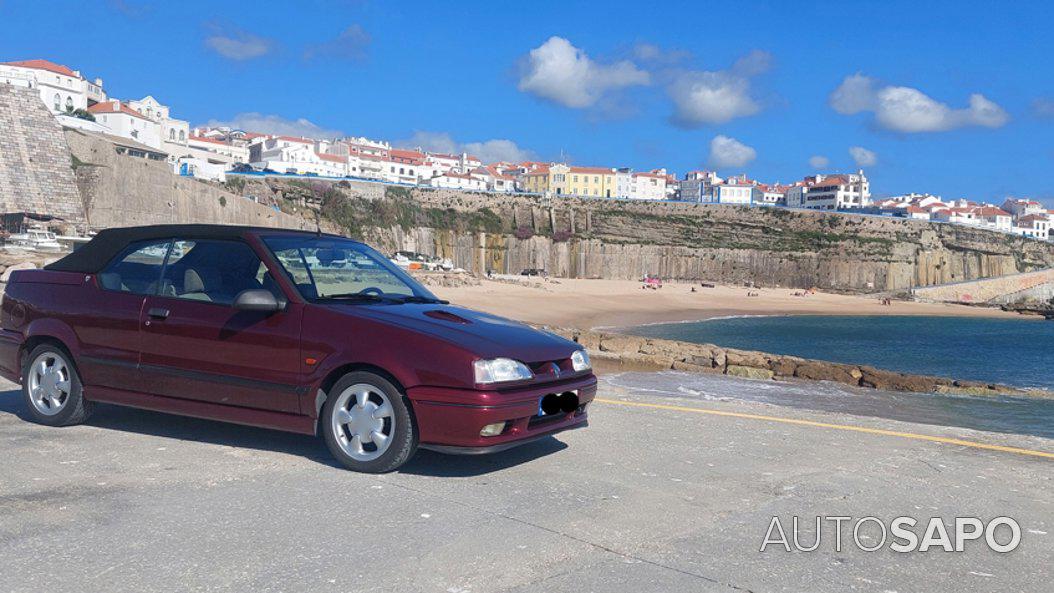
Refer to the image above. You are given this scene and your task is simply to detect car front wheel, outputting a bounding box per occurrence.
[321,371,417,473]
[21,344,93,426]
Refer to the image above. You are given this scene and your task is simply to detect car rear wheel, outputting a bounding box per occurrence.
[22,344,93,426]
[321,371,417,473]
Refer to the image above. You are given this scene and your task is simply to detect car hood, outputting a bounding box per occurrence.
[330,302,579,362]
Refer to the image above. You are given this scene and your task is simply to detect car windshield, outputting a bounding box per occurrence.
[262,235,440,303]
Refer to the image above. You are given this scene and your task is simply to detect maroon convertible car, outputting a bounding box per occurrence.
[0,225,595,472]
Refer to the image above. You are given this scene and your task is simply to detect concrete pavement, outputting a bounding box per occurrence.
[1,377,1051,593]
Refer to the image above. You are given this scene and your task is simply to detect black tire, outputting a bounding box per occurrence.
[21,343,94,427]
[321,371,417,473]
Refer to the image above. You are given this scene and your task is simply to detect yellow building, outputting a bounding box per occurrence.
[521,163,616,197]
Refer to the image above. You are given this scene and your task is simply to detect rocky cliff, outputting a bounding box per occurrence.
[240,177,1054,293]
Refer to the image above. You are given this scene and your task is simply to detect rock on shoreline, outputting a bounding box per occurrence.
[548,327,1052,399]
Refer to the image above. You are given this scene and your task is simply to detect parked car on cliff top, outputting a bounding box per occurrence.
[0,225,595,472]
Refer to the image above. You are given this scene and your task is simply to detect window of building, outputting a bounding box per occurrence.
[179,130,185,142]
[53,93,60,111]
[65,96,73,110]
[169,129,176,141]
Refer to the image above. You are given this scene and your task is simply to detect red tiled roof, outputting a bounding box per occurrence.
[87,101,149,121]
[316,152,346,163]
[903,206,928,214]
[441,171,474,180]
[277,136,314,144]
[633,172,665,179]
[188,135,228,146]
[570,166,613,175]
[3,59,79,78]
[1017,214,1050,224]
[972,207,1010,217]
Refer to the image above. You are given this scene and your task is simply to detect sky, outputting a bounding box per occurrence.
[2,0,1054,206]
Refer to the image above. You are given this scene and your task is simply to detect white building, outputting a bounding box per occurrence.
[472,165,518,193]
[87,101,163,150]
[0,59,106,115]
[973,206,1013,232]
[428,171,486,191]
[1013,214,1050,240]
[177,157,226,182]
[787,171,871,210]
[757,183,788,205]
[128,96,190,153]
[678,171,723,203]
[706,181,759,205]
[1002,198,1046,219]
[932,207,981,226]
[631,172,667,200]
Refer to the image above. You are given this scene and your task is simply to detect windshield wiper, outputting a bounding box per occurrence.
[394,295,449,304]
[319,293,396,303]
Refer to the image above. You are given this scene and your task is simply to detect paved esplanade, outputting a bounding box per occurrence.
[1,377,1050,592]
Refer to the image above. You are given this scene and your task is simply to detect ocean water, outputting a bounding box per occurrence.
[626,315,1054,391]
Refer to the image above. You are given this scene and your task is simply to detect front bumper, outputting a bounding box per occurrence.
[407,373,597,452]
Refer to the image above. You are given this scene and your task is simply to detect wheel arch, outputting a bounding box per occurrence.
[313,362,410,420]
[20,334,76,374]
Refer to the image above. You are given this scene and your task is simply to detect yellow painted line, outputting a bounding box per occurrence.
[594,398,1054,460]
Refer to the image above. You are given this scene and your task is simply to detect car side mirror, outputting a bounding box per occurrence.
[232,289,284,312]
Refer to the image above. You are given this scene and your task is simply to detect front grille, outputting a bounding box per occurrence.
[528,358,573,382]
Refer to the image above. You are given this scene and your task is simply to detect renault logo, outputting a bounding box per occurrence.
[549,362,561,378]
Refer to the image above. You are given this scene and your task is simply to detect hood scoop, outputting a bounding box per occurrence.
[424,309,472,324]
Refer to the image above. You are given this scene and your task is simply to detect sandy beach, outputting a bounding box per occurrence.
[432,277,1025,329]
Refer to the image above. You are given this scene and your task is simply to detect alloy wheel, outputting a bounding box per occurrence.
[331,383,396,461]
[27,352,72,416]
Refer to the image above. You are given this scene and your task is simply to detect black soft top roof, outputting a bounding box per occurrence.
[45,224,340,273]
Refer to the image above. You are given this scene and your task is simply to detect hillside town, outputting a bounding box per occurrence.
[2,57,1051,242]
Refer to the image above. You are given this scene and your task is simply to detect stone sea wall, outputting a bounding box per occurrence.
[0,85,85,225]
[548,327,1053,398]
[65,130,314,231]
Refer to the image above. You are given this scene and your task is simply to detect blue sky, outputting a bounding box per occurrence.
[3,0,1053,205]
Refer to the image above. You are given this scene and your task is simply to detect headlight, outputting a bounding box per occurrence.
[474,358,533,384]
[571,349,591,372]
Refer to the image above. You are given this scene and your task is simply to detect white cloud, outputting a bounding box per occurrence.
[517,36,650,108]
[632,42,691,65]
[829,73,878,115]
[399,131,536,163]
[709,135,756,169]
[304,24,370,61]
[829,74,1009,133]
[204,28,273,61]
[204,113,343,138]
[1034,98,1054,118]
[808,155,830,169]
[667,50,771,127]
[849,146,877,167]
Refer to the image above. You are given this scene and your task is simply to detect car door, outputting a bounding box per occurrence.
[76,239,170,393]
[137,238,304,413]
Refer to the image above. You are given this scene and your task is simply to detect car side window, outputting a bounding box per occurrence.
[157,239,284,306]
[99,240,171,294]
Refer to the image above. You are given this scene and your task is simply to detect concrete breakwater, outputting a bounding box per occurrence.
[548,327,1054,399]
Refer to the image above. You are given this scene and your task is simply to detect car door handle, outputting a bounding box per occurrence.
[147,307,170,320]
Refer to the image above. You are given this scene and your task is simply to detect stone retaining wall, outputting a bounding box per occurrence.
[548,327,1052,398]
